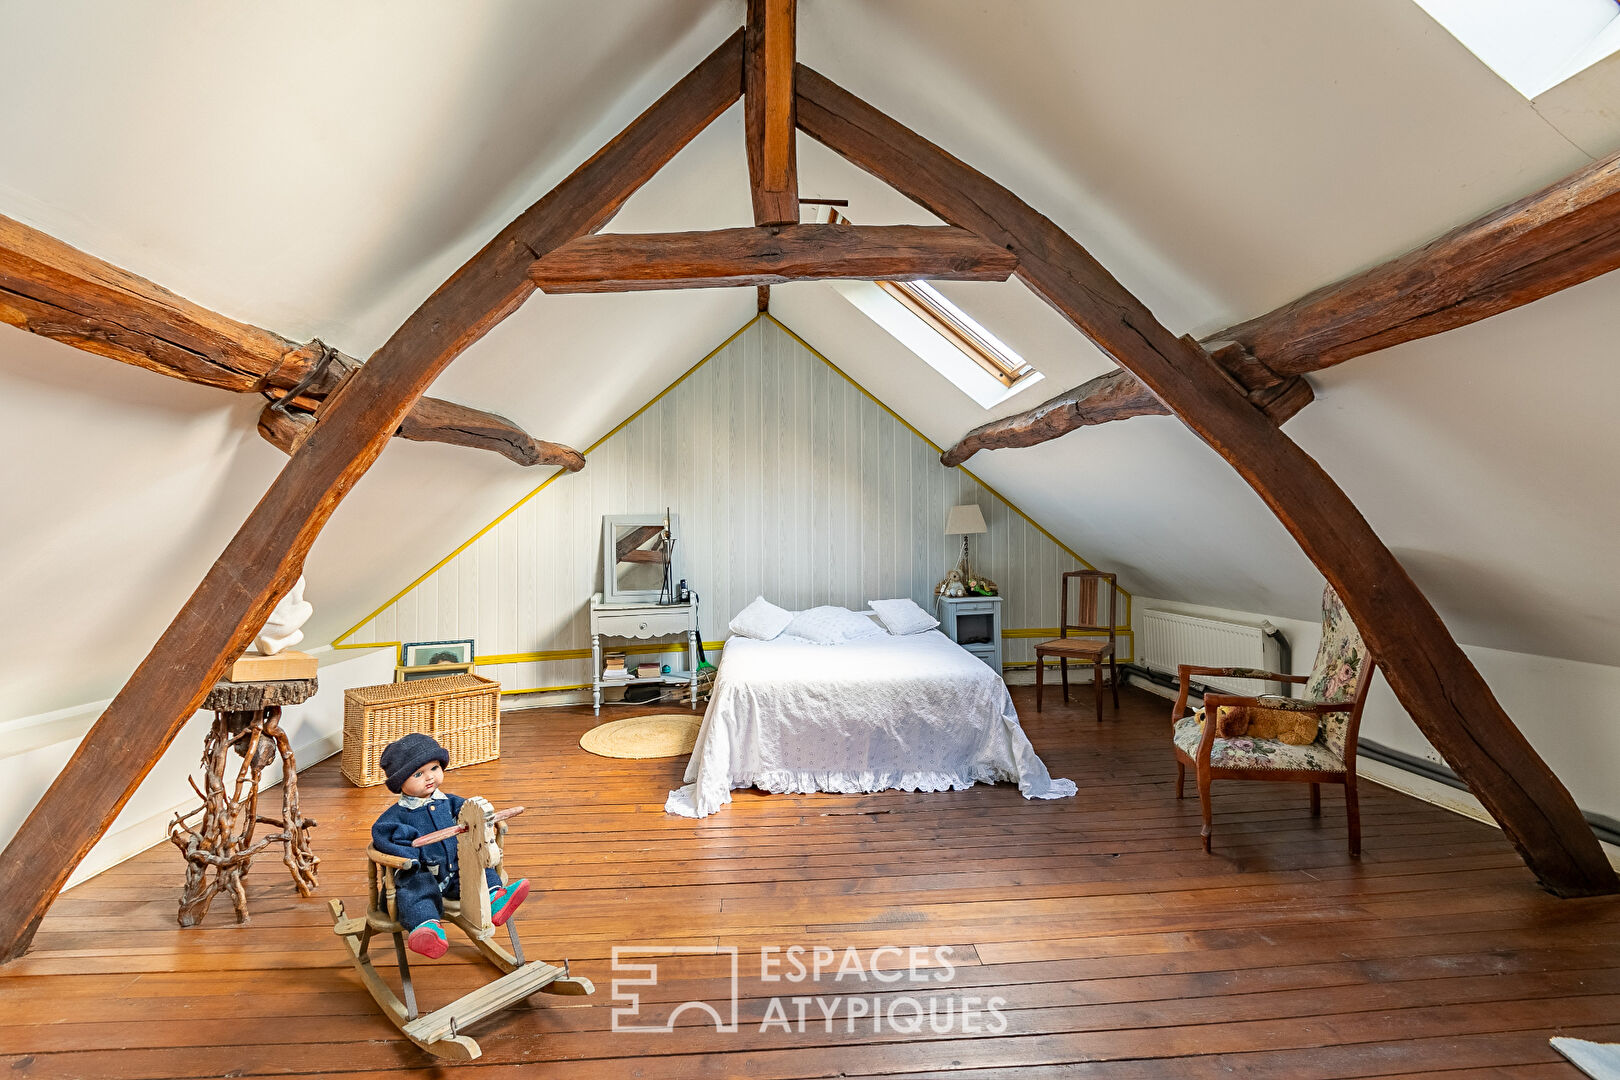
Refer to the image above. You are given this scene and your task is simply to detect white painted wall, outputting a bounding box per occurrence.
[1133,595,1620,824]
[0,646,393,890]
[340,317,1110,691]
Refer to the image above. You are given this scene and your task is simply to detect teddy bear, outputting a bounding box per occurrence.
[1205,703,1319,746]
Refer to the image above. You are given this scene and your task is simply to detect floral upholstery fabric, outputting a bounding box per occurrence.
[1174,714,1346,772]
[1173,584,1367,773]
[1301,583,1368,756]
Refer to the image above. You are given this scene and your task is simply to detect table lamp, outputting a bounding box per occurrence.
[937,504,995,597]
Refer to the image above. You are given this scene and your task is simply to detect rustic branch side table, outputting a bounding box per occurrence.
[169,677,320,926]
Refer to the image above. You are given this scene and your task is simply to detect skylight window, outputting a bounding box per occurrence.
[1414,0,1620,99]
[826,210,1043,409]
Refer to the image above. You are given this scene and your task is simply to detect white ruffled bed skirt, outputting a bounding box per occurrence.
[664,631,1077,818]
[665,766,1077,817]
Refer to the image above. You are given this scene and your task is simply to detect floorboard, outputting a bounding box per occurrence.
[1,685,1613,1078]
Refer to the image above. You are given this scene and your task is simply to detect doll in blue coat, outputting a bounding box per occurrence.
[370,733,531,958]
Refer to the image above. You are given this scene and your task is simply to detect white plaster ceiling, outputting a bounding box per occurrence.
[2,0,1619,721]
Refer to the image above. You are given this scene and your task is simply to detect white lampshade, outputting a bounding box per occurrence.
[944,504,988,536]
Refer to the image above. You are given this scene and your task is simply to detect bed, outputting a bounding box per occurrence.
[664,628,1077,818]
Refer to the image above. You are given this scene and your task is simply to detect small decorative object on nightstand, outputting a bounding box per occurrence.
[936,504,998,599]
[939,594,1003,676]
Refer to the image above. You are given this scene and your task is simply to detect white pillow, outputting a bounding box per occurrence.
[728,596,794,641]
[783,605,887,645]
[869,597,940,636]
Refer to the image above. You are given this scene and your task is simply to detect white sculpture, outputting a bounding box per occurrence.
[252,576,313,656]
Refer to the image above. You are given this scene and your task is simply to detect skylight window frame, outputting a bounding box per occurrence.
[873,279,1033,389]
[826,209,1038,392]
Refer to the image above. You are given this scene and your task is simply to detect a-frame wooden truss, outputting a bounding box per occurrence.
[1,2,1612,963]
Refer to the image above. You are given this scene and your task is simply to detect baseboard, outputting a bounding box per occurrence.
[62,728,349,892]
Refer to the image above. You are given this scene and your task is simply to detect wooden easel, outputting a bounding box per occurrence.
[328,796,591,1061]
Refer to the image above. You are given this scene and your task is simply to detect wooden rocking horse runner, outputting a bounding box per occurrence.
[329,796,592,1061]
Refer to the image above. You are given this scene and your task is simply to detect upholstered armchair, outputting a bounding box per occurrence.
[1170,584,1375,855]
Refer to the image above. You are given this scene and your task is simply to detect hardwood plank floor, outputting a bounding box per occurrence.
[1,684,1615,1078]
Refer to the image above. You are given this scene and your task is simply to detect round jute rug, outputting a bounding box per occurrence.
[578,713,702,759]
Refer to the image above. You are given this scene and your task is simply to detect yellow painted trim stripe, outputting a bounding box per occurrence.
[472,633,1125,668]
[335,311,1129,649]
[500,683,593,696]
[1002,627,1132,639]
[764,314,1131,602]
[1007,643,1138,665]
[331,315,764,647]
[476,641,728,667]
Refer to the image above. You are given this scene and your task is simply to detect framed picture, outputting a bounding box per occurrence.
[395,662,476,683]
[400,639,475,667]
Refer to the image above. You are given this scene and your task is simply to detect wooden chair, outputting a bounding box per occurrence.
[1034,570,1119,720]
[329,796,591,1061]
[1171,583,1375,856]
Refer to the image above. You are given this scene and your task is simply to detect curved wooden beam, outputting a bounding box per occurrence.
[394,397,585,470]
[1213,146,1620,376]
[941,369,1168,467]
[937,148,1620,465]
[796,62,1616,896]
[0,213,573,466]
[529,224,1017,292]
[0,28,746,963]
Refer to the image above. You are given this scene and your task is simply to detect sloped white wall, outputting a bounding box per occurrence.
[338,317,1119,691]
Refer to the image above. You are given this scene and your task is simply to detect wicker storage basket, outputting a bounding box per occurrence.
[341,673,501,787]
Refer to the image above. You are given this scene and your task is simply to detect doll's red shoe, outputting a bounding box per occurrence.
[407,919,449,959]
[489,879,530,927]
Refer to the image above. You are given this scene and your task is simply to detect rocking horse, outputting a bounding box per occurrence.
[328,795,592,1061]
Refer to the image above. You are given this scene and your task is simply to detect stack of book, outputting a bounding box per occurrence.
[602,653,630,681]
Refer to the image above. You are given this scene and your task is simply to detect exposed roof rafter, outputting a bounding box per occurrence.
[0,213,580,469]
[0,27,749,964]
[794,59,1616,897]
[942,145,1620,467]
[528,224,1017,292]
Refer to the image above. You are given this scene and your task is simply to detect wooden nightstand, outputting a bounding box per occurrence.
[589,593,699,715]
[938,595,1003,676]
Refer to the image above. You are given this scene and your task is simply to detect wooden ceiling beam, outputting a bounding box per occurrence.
[796,62,1616,897]
[940,343,1312,468]
[939,148,1620,466]
[1211,146,1620,376]
[0,213,574,468]
[528,224,1017,292]
[940,369,1170,467]
[745,0,798,225]
[0,28,746,964]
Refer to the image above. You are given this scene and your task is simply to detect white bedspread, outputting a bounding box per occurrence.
[665,630,1076,818]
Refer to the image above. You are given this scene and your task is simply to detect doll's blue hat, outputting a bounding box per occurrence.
[379,733,450,794]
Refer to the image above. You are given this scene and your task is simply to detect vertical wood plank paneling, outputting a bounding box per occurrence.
[346,319,1111,680]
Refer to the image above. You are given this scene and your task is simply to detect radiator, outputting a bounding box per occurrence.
[1140,610,1286,697]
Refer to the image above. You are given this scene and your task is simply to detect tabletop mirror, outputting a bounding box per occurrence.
[601,513,679,605]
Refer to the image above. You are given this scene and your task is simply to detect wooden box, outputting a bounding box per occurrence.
[341,673,501,788]
[228,649,318,682]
